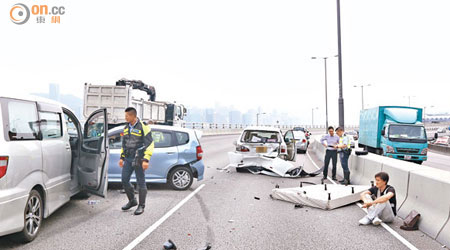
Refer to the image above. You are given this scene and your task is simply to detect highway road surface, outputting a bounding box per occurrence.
[0,135,446,250]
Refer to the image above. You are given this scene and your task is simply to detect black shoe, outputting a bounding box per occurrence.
[134,205,145,215]
[339,179,350,185]
[122,199,138,211]
[332,177,338,181]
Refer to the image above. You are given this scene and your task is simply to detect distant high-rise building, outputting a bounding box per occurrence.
[243,109,257,125]
[205,109,216,123]
[33,83,83,119]
[229,110,242,124]
[185,107,205,123]
[49,83,60,101]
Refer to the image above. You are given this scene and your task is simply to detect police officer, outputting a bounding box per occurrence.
[119,107,154,215]
[335,127,351,185]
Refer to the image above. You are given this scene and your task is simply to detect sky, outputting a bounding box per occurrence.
[1,0,450,126]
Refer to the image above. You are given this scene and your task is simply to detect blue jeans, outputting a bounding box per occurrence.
[122,157,146,190]
[339,151,350,173]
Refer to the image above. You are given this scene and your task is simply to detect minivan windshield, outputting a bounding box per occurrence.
[241,130,280,143]
[389,125,426,142]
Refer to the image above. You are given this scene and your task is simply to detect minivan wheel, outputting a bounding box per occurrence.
[168,166,193,190]
[16,190,43,242]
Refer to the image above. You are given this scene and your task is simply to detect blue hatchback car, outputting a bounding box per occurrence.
[107,125,205,190]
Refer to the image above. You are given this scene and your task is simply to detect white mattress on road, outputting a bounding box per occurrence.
[271,184,371,210]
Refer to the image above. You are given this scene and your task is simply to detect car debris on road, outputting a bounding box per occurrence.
[228,152,323,178]
[163,239,177,250]
[271,184,370,210]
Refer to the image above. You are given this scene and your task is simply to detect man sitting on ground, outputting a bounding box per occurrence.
[359,172,397,225]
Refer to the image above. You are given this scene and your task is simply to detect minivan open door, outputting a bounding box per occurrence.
[78,108,109,197]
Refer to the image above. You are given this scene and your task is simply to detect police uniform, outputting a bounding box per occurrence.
[337,135,351,184]
[120,118,154,214]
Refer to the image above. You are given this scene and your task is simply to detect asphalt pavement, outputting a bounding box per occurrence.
[0,134,446,250]
[423,150,450,171]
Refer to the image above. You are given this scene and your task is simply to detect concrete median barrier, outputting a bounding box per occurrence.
[311,143,450,246]
[428,143,450,155]
[398,168,450,240]
[437,211,450,248]
[380,158,421,212]
[359,154,383,186]
[349,154,365,185]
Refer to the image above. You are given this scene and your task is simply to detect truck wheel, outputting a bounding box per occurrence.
[168,166,193,190]
[415,161,423,165]
[15,190,43,243]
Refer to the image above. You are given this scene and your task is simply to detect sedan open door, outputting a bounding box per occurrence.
[78,108,109,197]
[284,130,297,162]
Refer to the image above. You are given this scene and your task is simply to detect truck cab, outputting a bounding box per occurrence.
[380,123,428,164]
[359,106,428,164]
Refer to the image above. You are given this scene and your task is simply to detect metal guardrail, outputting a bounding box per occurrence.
[182,122,359,130]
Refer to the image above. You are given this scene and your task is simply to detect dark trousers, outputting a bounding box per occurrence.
[122,157,146,190]
[323,150,337,178]
[339,151,350,173]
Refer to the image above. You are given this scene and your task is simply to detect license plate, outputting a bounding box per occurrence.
[404,155,412,160]
[256,146,268,153]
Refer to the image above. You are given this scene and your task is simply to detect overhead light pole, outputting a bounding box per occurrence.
[353,84,371,110]
[403,95,416,106]
[256,112,266,126]
[423,105,434,123]
[312,55,338,132]
[336,0,345,129]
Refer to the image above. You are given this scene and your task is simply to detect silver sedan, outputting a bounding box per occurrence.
[293,131,308,153]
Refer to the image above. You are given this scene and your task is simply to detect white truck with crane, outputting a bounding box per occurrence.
[83,78,187,128]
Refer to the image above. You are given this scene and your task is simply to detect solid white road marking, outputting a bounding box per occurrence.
[122,184,206,250]
[306,151,419,250]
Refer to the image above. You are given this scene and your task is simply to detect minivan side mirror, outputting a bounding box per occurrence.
[233,140,238,146]
[381,130,385,136]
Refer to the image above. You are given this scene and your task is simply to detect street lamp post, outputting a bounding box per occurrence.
[403,96,416,106]
[336,0,345,129]
[423,105,434,123]
[312,56,337,132]
[353,84,371,110]
[256,112,266,126]
[311,107,318,127]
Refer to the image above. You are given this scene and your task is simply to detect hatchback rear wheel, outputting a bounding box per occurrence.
[168,166,193,190]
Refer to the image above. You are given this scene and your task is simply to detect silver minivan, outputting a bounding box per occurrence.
[0,94,109,242]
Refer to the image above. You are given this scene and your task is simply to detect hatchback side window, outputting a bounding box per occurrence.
[151,130,173,148]
[39,111,62,139]
[7,100,40,140]
[64,113,79,137]
[109,133,122,149]
[175,132,189,145]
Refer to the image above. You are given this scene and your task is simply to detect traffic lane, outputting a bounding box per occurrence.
[353,139,450,172]
[423,151,450,171]
[308,150,444,250]
[133,154,410,250]
[131,151,413,249]
[0,135,234,249]
[200,134,239,170]
[0,182,207,250]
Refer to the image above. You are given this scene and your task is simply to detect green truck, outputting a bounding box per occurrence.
[358,106,428,164]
